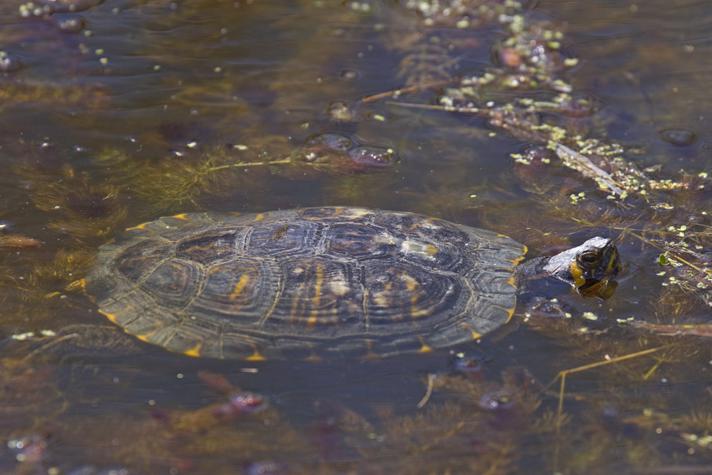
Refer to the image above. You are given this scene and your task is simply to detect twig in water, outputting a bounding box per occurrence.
[361,79,457,104]
[387,101,626,196]
[417,373,437,408]
[206,158,293,173]
[549,345,667,429]
[553,143,624,196]
[632,322,712,338]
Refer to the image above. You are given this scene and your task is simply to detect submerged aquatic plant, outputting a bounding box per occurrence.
[17,161,128,242]
[0,80,108,113]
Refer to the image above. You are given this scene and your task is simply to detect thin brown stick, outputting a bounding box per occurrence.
[621,229,709,275]
[552,345,666,426]
[387,100,486,116]
[417,373,436,408]
[633,467,712,475]
[206,158,293,173]
[22,333,81,362]
[633,322,712,338]
[554,143,624,196]
[361,79,457,104]
[550,345,668,470]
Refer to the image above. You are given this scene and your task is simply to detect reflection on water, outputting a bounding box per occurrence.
[0,0,711,473]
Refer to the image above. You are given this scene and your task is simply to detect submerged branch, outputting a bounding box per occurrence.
[388,101,626,196]
[361,79,458,104]
[631,322,712,338]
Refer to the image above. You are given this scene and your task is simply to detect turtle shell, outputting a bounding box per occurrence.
[86,207,527,359]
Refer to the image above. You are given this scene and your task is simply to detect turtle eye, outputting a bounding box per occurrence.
[578,251,599,265]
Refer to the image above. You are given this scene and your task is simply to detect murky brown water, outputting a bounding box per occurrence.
[0,1,711,474]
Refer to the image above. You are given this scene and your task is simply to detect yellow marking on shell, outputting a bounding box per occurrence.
[304,352,322,363]
[254,213,265,222]
[307,264,324,326]
[402,274,418,292]
[329,276,350,296]
[345,208,370,218]
[363,341,380,360]
[125,222,149,231]
[135,332,155,343]
[228,274,251,301]
[290,282,305,323]
[418,338,432,353]
[569,261,586,288]
[44,291,62,299]
[425,244,438,256]
[506,275,517,288]
[98,310,118,323]
[183,343,202,358]
[66,278,87,292]
[460,323,482,340]
[506,306,516,322]
[510,245,528,266]
[411,307,431,318]
[373,291,389,307]
[246,350,266,362]
[402,274,429,319]
[171,213,189,221]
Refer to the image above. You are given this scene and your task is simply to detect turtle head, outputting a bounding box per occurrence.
[543,237,621,299]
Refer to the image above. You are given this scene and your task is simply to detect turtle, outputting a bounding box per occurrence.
[83,206,620,360]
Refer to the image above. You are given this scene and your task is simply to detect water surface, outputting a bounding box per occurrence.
[0,1,711,474]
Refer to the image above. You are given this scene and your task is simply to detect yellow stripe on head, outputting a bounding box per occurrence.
[569,261,586,288]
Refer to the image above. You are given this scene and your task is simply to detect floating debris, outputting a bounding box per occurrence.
[51,13,86,33]
[659,128,697,146]
[0,234,42,249]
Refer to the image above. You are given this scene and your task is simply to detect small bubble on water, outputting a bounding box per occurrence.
[52,13,86,33]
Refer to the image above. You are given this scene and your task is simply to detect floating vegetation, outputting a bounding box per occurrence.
[21,163,128,242]
[0,357,66,435]
[385,0,521,88]
[0,234,42,249]
[29,248,95,291]
[96,132,397,212]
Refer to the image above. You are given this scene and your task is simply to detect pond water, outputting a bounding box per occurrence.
[0,1,711,474]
